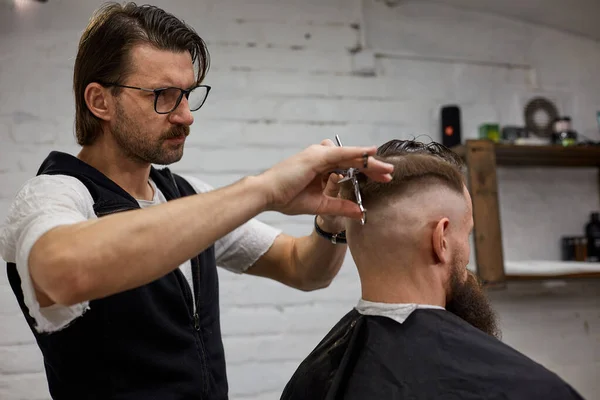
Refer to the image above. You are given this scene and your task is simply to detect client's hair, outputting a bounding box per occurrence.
[376,139,464,166]
[340,139,466,208]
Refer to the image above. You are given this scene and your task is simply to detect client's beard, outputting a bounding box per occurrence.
[446,266,501,339]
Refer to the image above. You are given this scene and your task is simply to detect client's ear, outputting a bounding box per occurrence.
[432,217,450,265]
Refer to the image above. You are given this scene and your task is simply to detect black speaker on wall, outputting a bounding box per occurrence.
[440,105,462,148]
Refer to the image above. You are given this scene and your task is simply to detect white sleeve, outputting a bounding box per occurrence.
[179,175,282,274]
[0,175,97,333]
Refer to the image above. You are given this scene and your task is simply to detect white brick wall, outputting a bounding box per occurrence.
[0,1,599,399]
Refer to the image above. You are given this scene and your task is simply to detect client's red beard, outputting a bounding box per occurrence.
[446,266,501,339]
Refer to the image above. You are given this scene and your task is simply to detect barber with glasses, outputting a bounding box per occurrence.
[0,3,393,400]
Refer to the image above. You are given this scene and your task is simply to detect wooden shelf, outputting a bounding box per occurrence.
[452,141,600,167]
[505,272,600,281]
[504,260,600,281]
[452,140,600,287]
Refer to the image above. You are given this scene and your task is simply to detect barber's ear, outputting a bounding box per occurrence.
[432,217,450,264]
[84,82,113,122]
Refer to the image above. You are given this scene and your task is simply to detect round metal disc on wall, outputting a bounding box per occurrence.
[524,97,559,138]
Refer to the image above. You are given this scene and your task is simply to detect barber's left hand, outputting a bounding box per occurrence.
[316,139,347,234]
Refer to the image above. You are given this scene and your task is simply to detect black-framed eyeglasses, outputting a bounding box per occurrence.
[99,82,211,114]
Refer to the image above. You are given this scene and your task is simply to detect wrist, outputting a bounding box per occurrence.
[241,175,271,213]
[314,216,347,244]
[316,215,345,234]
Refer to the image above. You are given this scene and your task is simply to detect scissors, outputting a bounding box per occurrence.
[334,134,367,225]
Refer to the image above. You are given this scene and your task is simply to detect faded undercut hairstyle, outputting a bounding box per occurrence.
[73,2,210,146]
[340,139,466,208]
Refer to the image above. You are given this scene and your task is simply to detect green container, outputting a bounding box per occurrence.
[479,123,500,143]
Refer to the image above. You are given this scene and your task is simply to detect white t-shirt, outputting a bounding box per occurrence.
[355,299,445,323]
[0,173,282,333]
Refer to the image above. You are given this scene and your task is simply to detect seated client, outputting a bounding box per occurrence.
[280,139,584,400]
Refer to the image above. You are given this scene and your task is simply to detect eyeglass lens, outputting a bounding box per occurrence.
[155,86,208,113]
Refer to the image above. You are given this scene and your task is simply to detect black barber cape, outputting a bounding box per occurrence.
[281,308,585,400]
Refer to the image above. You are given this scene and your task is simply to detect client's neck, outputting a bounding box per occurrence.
[358,261,446,307]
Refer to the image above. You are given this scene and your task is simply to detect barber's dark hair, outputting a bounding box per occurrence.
[73,2,210,145]
[341,139,466,207]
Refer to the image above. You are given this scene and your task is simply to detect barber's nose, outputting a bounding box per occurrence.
[169,96,194,126]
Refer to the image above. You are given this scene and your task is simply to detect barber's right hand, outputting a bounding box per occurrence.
[258,144,394,220]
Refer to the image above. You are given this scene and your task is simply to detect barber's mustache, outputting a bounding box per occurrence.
[162,126,190,140]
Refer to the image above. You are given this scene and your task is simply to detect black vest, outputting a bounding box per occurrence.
[7,151,228,400]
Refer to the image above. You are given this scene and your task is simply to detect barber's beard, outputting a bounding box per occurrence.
[112,102,189,165]
[446,264,501,339]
